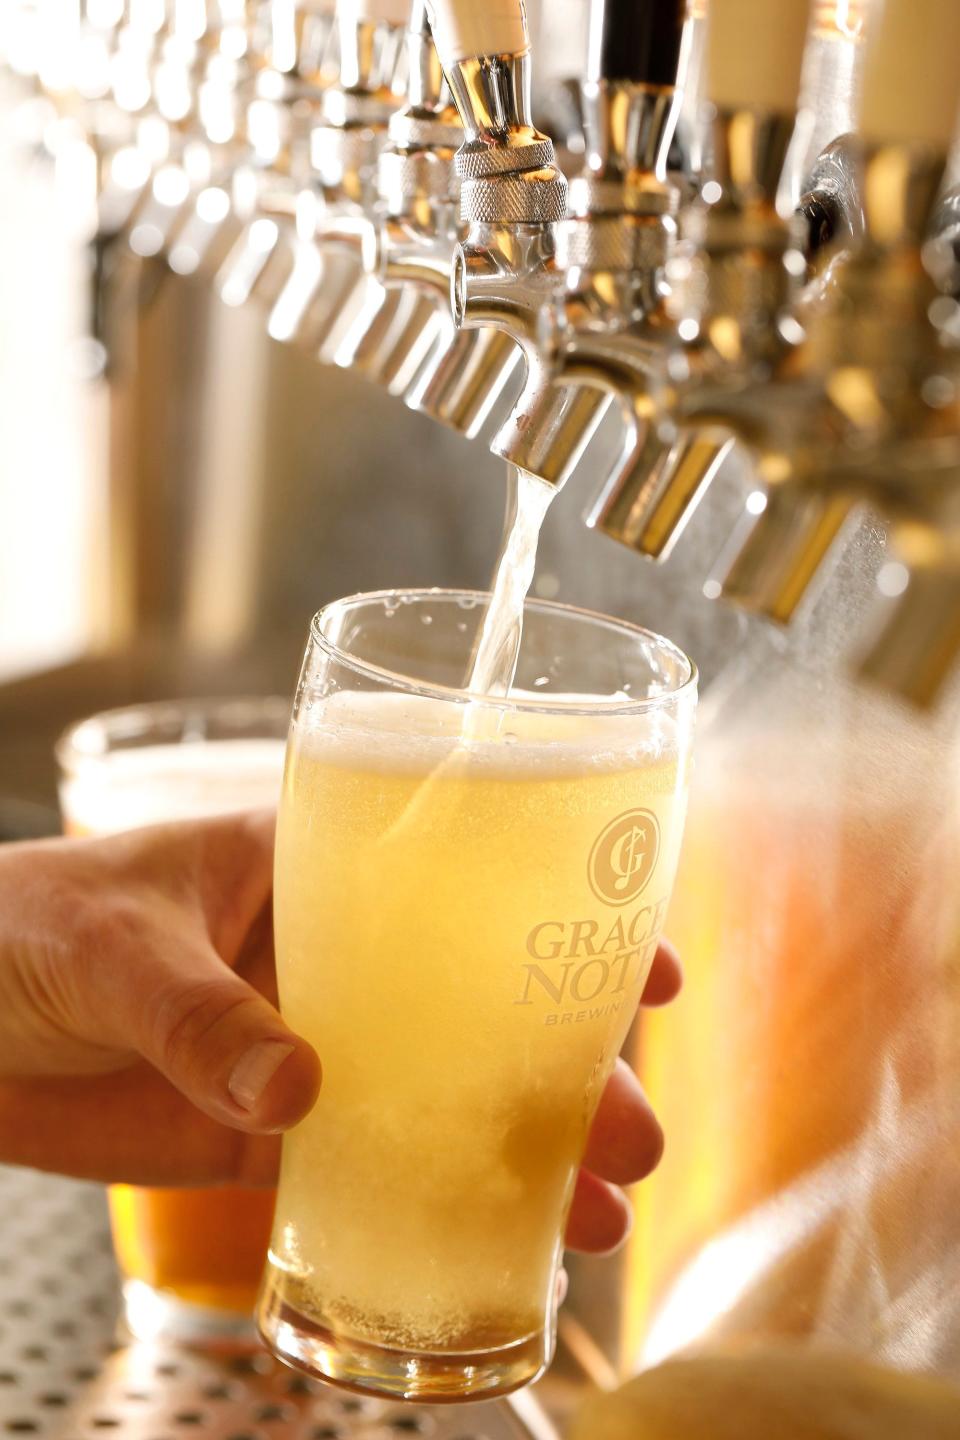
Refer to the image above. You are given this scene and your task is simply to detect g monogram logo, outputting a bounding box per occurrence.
[588,809,660,907]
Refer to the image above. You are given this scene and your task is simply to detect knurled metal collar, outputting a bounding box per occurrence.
[460,170,568,225]
[378,147,458,203]
[567,173,679,220]
[703,259,790,325]
[311,124,381,179]
[681,203,796,257]
[321,86,397,130]
[389,111,464,151]
[455,137,556,180]
[556,215,669,273]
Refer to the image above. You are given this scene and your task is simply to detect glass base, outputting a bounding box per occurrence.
[257,1281,552,1403]
[122,1279,259,1346]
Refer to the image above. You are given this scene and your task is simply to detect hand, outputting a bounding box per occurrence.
[0,814,679,1254]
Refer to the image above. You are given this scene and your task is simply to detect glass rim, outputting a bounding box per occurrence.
[55,694,290,773]
[309,587,698,716]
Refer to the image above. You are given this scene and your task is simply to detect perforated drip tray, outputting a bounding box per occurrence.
[0,1167,559,1440]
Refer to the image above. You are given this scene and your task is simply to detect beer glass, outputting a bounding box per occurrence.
[258,589,697,1401]
[57,697,288,1343]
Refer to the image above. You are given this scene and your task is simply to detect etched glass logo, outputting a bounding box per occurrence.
[588,809,660,906]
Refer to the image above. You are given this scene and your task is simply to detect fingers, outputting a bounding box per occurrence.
[565,1169,632,1254]
[582,1058,663,1185]
[65,815,319,1136]
[0,1068,282,1186]
[568,1037,669,1255]
[640,937,683,1007]
[71,890,319,1134]
[190,810,278,961]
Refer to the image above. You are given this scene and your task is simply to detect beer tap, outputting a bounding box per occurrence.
[675,0,960,696]
[313,0,522,430]
[471,0,696,495]
[351,0,522,431]
[422,0,606,483]
[259,0,410,368]
[587,0,813,566]
[212,0,343,309]
[94,2,261,275]
[313,0,454,389]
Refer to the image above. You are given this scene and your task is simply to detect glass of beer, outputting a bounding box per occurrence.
[258,589,697,1401]
[56,696,288,1343]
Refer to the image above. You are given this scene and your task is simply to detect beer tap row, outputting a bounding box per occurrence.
[4,0,960,705]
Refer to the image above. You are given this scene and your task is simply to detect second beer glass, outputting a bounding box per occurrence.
[259,589,697,1401]
[57,697,288,1343]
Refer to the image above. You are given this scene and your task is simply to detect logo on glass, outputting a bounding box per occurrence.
[588,809,660,907]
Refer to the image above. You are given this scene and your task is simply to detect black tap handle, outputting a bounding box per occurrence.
[588,0,687,87]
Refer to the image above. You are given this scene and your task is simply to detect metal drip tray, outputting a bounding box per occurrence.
[0,1167,554,1440]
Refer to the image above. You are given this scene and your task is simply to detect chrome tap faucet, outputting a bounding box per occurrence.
[360,0,522,427]
[318,0,459,389]
[586,0,813,567]
[260,0,411,369]
[423,0,596,476]
[214,0,344,310]
[482,0,695,494]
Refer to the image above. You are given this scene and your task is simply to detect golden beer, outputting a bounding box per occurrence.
[58,699,287,1341]
[258,591,697,1400]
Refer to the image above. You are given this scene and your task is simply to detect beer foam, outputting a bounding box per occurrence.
[61,738,286,836]
[292,688,683,778]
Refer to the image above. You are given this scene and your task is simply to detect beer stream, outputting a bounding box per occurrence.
[377,465,554,840]
[467,465,555,700]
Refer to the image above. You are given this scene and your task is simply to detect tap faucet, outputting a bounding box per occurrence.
[260,0,413,372]
[342,0,521,429]
[586,0,814,566]
[422,0,595,477]
[213,0,351,310]
[471,0,696,496]
[166,0,336,281]
[90,3,271,278]
[314,0,456,388]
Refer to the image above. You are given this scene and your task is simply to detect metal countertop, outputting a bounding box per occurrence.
[0,1166,565,1440]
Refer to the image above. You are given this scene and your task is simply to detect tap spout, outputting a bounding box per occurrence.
[857,562,960,709]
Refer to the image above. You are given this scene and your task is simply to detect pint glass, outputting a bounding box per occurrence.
[258,590,697,1400]
[57,697,288,1342]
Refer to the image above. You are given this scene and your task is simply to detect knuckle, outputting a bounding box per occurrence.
[155,980,251,1072]
[75,892,149,961]
[48,892,149,1029]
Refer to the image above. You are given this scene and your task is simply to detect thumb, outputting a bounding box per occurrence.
[89,915,321,1135]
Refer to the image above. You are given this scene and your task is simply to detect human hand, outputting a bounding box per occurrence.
[0,813,679,1254]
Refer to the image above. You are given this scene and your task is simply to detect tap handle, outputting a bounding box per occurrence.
[425,0,567,223]
[588,0,687,88]
[860,0,960,149]
[341,0,412,22]
[707,0,812,115]
[856,0,960,247]
[426,0,528,68]
[405,0,448,114]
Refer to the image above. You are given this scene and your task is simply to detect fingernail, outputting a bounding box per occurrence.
[229,1041,295,1112]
